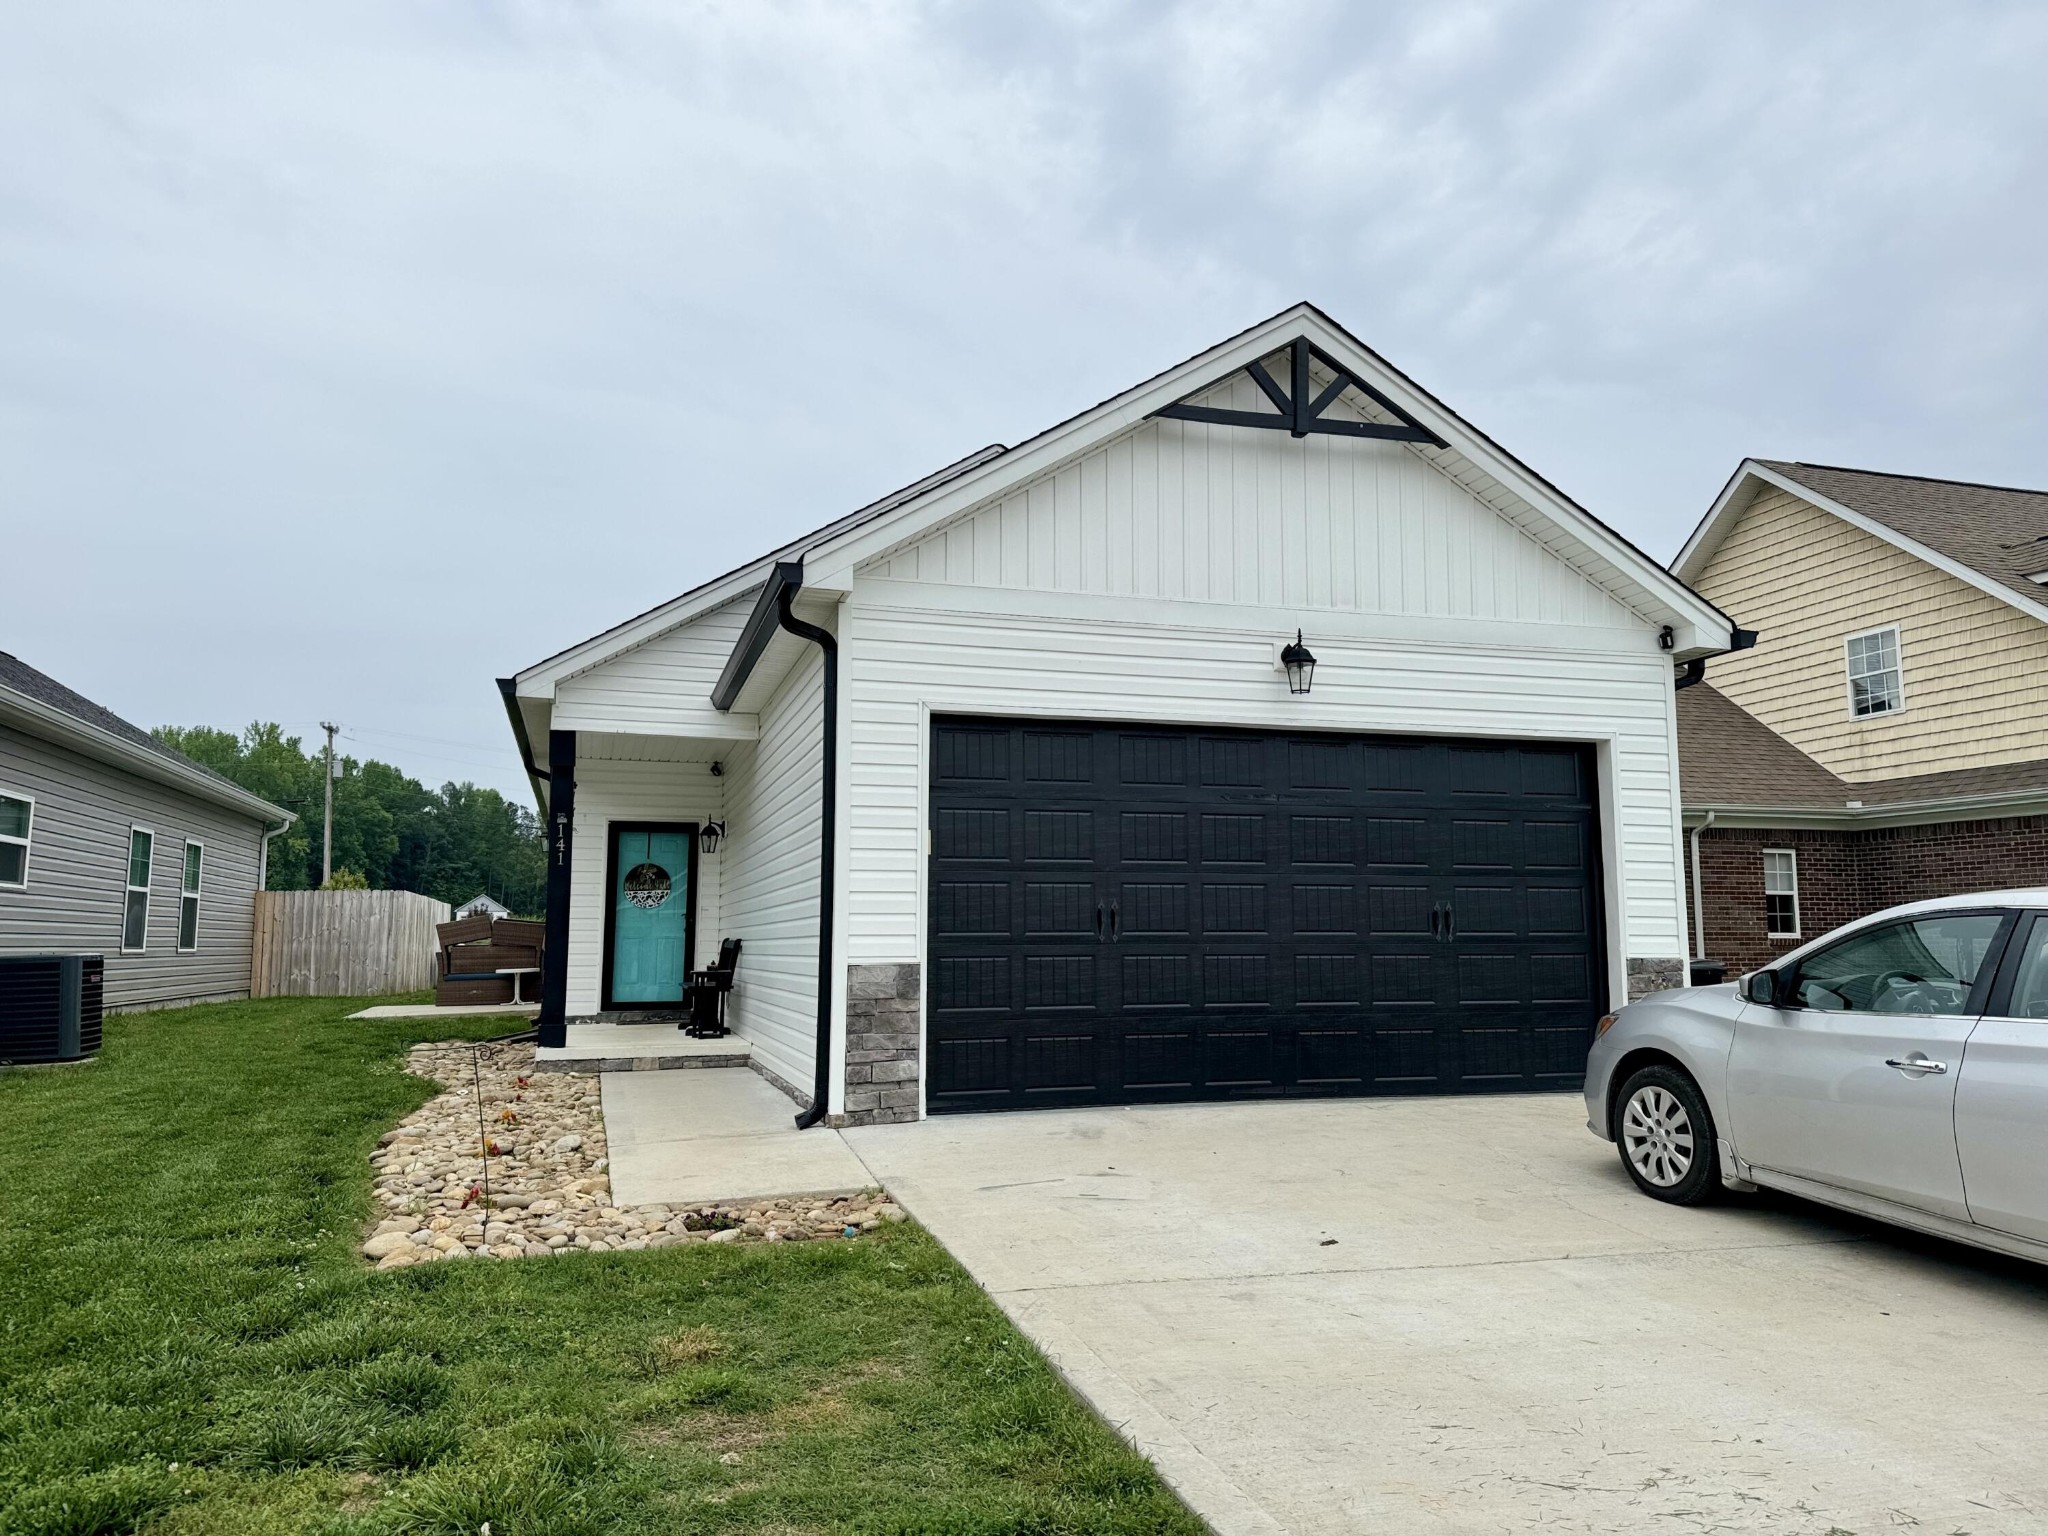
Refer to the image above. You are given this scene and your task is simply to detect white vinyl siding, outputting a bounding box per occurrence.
[123,828,154,952]
[565,751,722,1016]
[716,645,827,1099]
[843,590,1684,997]
[0,788,30,887]
[178,841,203,951]
[1764,848,1799,938]
[0,723,267,1009]
[553,597,755,737]
[868,374,1647,631]
[1845,626,1903,717]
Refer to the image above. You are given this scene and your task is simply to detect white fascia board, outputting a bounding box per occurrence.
[1678,461,2048,630]
[0,688,293,827]
[806,307,1733,651]
[1671,460,1765,580]
[1685,787,2048,831]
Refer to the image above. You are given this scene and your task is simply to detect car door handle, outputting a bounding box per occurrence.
[1884,1056,1949,1075]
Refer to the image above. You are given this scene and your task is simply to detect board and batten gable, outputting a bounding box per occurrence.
[867,369,1648,631]
[844,399,1689,1004]
[1690,484,2048,782]
[0,722,267,1010]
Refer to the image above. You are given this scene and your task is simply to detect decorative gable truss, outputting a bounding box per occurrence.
[864,338,1661,636]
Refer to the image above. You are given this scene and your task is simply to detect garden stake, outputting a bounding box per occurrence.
[472,1045,490,1212]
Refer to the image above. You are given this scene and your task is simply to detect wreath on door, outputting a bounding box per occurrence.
[622,861,672,910]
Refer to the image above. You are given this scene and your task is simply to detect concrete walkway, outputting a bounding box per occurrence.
[845,1094,2048,1536]
[602,1069,871,1208]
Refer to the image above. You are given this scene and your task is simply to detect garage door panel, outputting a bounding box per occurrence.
[1202,884,1267,933]
[1202,813,1267,863]
[1024,809,1092,861]
[1202,953,1270,1006]
[928,718,1604,1111]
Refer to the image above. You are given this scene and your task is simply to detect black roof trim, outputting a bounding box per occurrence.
[711,562,805,712]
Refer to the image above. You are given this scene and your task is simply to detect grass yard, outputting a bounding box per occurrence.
[0,997,1201,1536]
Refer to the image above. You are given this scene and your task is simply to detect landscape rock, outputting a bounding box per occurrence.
[358,1038,902,1268]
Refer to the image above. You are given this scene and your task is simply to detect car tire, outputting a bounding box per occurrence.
[1614,1064,1721,1206]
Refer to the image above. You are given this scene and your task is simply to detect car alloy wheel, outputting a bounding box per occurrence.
[1622,1084,1694,1188]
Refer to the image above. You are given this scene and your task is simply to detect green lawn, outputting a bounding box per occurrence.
[0,997,1200,1536]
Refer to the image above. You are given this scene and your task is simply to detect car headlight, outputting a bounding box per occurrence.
[1594,1013,1618,1039]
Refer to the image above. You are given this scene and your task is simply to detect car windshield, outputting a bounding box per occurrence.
[1791,913,2005,1015]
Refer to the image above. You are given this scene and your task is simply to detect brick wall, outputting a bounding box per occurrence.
[1687,816,2048,973]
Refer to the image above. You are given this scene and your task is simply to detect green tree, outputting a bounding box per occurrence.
[151,723,544,912]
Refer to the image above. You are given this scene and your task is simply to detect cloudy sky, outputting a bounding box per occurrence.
[5,2,2045,801]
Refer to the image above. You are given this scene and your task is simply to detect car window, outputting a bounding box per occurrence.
[1792,913,2005,1015]
[2002,918,2048,1019]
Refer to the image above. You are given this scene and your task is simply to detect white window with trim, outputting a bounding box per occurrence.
[0,790,30,888]
[1845,625,1904,718]
[124,827,154,952]
[178,840,204,951]
[1764,848,1800,938]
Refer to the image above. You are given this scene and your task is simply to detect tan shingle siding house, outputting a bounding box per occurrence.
[1671,461,2048,972]
[1691,480,2048,780]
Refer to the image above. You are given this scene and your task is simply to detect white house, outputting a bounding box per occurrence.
[453,892,512,921]
[500,304,1736,1126]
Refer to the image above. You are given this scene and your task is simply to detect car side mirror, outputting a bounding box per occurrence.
[1742,969,1786,1007]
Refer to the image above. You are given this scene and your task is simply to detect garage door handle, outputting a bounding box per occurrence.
[1429,904,1442,939]
[1109,901,1120,942]
[1885,1056,1948,1075]
[1094,904,1105,942]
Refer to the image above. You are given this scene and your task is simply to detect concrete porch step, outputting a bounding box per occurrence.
[534,1021,751,1074]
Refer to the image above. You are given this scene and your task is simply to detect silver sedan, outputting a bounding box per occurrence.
[1585,890,2048,1266]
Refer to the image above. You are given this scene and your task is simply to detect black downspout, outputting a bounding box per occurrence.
[777,587,838,1129]
[537,729,576,1050]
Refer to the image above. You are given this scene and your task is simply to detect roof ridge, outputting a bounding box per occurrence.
[1767,460,2048,500]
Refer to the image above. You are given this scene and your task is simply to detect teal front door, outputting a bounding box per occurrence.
[606,825,693,1006]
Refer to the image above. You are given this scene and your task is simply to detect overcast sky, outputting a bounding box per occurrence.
[6,2,2045,802]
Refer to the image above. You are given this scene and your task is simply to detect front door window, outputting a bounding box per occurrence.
[608,826,691,1005]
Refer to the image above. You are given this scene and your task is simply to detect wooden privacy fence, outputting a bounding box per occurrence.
[251,891,453,997]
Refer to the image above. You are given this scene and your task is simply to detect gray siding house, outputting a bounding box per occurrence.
[0,651,291,1011]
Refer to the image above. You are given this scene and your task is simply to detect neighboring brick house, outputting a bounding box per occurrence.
[1672,461,2048,973]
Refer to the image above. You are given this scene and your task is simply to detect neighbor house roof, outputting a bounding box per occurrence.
[1758,462,2048,610]
[1676,459,2048,627]
[0,650,291,825]
[1678,680,2048,827]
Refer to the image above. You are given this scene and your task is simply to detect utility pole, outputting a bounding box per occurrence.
[321,722,338,887]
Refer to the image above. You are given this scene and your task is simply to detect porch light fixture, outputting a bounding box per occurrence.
[1280,631,1317,695]
[698,820,726,855]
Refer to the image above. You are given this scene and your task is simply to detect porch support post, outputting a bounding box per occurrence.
[537,728,576,1049]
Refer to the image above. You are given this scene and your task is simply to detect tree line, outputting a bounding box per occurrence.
[154,723,546,914]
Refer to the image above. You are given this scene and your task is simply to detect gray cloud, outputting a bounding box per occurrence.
[3,1,2043,797]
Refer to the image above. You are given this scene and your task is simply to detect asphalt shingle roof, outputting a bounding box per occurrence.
[1677,681,2048,811]
[0,649,256,800]
[1759,461,2048,610]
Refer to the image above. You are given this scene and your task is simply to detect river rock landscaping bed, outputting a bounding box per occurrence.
[362,1039,903,1270]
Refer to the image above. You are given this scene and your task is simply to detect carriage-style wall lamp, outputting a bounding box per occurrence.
[699,820,726,855]
[1280,631,1318,695]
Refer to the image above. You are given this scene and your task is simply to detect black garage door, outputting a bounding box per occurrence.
[926,717,1605,1113]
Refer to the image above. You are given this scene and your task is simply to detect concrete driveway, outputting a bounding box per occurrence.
[844,1094,2048,1535]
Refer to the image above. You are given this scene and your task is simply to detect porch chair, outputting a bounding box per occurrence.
[682,939,742,1038]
